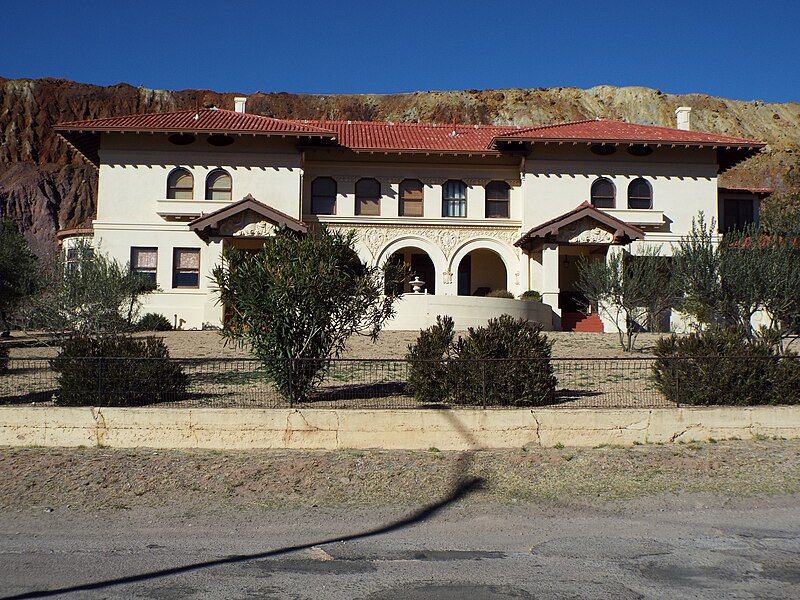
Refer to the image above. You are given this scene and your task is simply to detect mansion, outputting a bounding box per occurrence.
[55,99,766,332]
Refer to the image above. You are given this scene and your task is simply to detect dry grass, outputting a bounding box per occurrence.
[2,439,798,513]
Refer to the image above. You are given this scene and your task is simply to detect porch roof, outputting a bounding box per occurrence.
[515,202,645,250]
[189,194,307,240]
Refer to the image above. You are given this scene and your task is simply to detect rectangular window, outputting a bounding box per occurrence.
[442,180,467,218]
[355,178,381,216]
[172,248,200,289]
[131,247,158,286]
[485,181,510,218]
[399,180,424,217]
[723,198,754,232]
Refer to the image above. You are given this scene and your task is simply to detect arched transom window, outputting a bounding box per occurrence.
[590,178,615,209]
[355,178,381,216]
[627,178,653,209]
[167,168,194,200]
[311,177,337,215]
[205,169,232,201]
[442,179,467,218]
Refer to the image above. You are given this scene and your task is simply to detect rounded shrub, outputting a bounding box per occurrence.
[136,312,173,331]
[519,290,542,302]
[51,335,188,406]
[486,289,514,299]
[406,316,456,404]
[450,315,556,406]
[407,314,557,406]
[652,328,800,405]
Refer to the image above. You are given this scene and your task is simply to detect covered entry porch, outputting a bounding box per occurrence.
[515,202,644,332]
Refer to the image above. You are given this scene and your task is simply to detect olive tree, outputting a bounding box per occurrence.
[672,213,800,352]
[0,218,39,333]
[212,227,404,402]
[19,240,156,339]
[577,245,678,352]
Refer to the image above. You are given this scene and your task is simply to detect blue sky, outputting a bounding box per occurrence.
[2,0,798,102]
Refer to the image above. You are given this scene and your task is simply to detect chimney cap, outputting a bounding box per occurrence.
[234,96,247,113]
[675,106,692,130]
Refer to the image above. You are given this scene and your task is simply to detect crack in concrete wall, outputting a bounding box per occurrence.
[1,406,799,450]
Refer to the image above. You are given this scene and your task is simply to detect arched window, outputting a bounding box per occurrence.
[166,168,193,199]
[485,181,510,218]
[355,178,381,216]
[205,169,232,201]
[442,180,467,218]
[627,178,653,209]
[399,179,424,217]
[590,178,615,209]
[311,177,337,215]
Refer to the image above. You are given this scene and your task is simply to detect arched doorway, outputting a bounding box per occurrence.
[385,246,436,295]
[456,248,508,296]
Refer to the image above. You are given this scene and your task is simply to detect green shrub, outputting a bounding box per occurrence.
[520,290,542,302]
[652,328,800,405]
[486,289,514,299]
[451,315,556,406]
[137,312,173,331]
[51,335,188,406]
[406,316,456,404]
[407,314,556,406]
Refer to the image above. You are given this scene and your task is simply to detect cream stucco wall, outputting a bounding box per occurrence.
[86,134,726,330]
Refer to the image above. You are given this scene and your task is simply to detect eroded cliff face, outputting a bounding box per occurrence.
[1,77,798,253]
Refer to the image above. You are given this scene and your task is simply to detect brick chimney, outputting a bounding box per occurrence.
[234,97,247,113]
[675,106,691,130]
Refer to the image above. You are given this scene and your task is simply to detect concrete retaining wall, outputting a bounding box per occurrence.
[385,294,554,331]
[1,406,799,450]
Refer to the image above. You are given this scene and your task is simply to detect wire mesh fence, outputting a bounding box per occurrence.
[0,355,797,409]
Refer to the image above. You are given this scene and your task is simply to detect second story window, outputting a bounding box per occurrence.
[167,168,193,199]
[399,179,424,217]
[311,177,337,215]
[590,178,615,209]
[443,179,467,218]
[722,198,755,232]
[131,247,158,286]
[627,178,653,209]
[355,178,381,216]
[485,181,510,218]
[205,169,232,201]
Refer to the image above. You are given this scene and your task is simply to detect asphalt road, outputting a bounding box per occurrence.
[1,498,799,599]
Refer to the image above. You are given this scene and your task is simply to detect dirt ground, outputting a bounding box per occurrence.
[6,330,666,360]
[2,439,797,513]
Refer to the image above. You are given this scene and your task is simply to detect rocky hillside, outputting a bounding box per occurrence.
[1,77,798,254]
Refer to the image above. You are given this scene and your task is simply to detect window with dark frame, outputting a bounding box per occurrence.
[442,179,467,217]
[311,177,337,215]
[355,178,381,216]
[627,178,653,209]
[167,168,194,199]
[590,178,615,209]
[131,247,158,286]
[723,198,755,232]
[205,170,232,201]
[485,181,510,218]
[399,179,424,217]
[172,248,200,289]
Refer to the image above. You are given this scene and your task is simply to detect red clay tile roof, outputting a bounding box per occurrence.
[293,120,519,153]
[492,119,764,148]
[55,108,335,137]
[718,185,774,195]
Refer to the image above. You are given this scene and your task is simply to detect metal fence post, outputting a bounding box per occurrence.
[481,360,487,410]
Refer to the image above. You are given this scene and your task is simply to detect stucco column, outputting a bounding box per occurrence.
[202,238,225,327]
[541,242,560,316]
